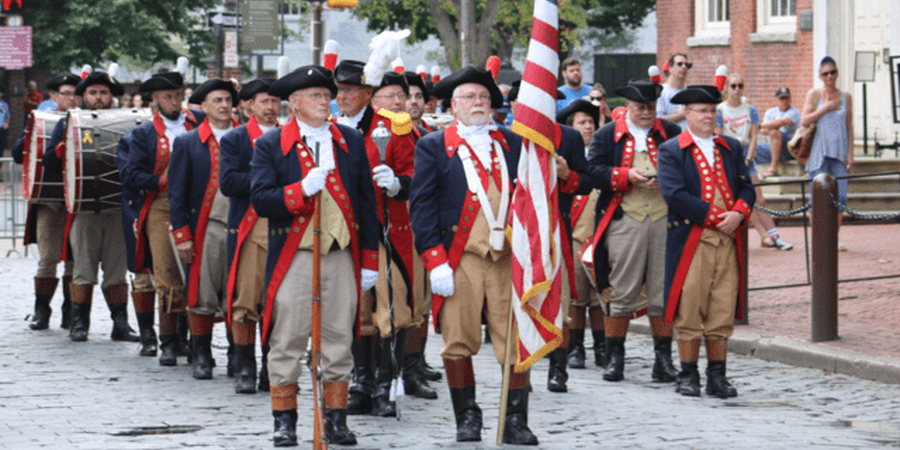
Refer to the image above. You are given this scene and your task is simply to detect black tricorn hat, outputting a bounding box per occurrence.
[240,78,276,101]
[375,71,409,95]
[431,65,503,109]
[139,71,185,93]
[269,65,338,100]
[670,85,722,105]
[556,99,599,128]
[615,79,662,104]
[404,71,430,102]
[75,71,125,97]
[46,73,80,92]
[188,78,239,106]
[334,60,367,86]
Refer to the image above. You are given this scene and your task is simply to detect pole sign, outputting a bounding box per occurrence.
[224,31,239,68]
[0,26,32,70]
[241,0,279,52]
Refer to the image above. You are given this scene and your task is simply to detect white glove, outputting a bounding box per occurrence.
[360,268,379,291]
[372,164,401,197]
[429,262,455,297]
[301,167,329,196]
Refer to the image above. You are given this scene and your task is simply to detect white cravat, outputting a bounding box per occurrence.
[211,124,232,143]
[456,122,498,172]
[689,130,716,167]
[297,118,335,170]
[162,114,188,146]
[258,123,275,134]
[337,108,366,130]
[626,117,650,153]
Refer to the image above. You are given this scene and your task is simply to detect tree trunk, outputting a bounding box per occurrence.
[428,0,461,70]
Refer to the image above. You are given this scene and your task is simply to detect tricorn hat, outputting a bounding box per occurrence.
[335,60,367,86]
[269,65,338,100]
[188,78,239,106]
[432,65,503,109]
[240,78,276,101]
[46,73,80,92]
[615,79,663,104]
[556,99,599,128]
[139,71,185,93]
[670,85,722,105]
[405,71,429,102]
[75,71,125,97]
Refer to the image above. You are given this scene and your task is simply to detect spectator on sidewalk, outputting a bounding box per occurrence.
[0,89,9,158]
[588,84,613,127]
[756,87,801,177]
[37,85,58,112]
[716,74,793,251]
[657,53,690,130]
[557,57,592,111]
[24,81,43,127]
[801,56,853,251]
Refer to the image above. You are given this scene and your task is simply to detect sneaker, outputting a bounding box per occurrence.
[771,236,793,251]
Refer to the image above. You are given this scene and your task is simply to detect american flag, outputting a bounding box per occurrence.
[508,0,562,372]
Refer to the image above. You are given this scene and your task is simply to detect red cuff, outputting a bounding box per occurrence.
[420,245,448,272]
[158,174,168,192]
[283,181,311,215]
[609,167,632,192]
[172,225,192,244]
[560,172,581,194]
[730,199,752,221]
[55,143,65,159]
[361,249,378,271]
[703,204,726,229]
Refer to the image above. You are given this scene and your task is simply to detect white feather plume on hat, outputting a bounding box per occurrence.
[363,29,411,88]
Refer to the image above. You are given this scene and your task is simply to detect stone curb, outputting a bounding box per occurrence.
[628,318,900,385]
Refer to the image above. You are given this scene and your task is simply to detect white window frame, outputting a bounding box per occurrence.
[757,0,798,35]
[695,0,731,39]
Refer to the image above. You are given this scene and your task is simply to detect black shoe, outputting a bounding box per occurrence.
[651,336,679,382]
[29,293,53,330]
[602,337,626,382]
[234,344,257,394]
[502,388,538,445]
[69,301,91,342]
[567,328,586,369]
[449,386,482,442]
[324,409,357,446]
[108,303,140,342]
[273,409,298,447]
[675,362,701,397]
[706,360,738,398]
[136,312,158,357]
[370,383,396,417]
[591,329,607,368]
[259,342,270,391]
[158,334,178,366]
[547,347,568,393]
[403,350,437,399]
[191,334,214,380]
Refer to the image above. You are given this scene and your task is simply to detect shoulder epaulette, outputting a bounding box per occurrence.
[376,109,413,136]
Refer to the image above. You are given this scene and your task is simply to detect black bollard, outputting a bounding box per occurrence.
[811,173,839,342]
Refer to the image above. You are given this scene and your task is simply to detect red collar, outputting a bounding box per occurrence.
[677,130,731,151]
[280,119,349,156]
[443,122,510,158]
[614,117,669,143]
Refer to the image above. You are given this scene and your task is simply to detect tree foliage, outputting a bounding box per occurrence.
[352,0,654,70]
[16,0,212,73]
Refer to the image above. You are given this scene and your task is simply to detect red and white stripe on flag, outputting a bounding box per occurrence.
[508,0,563,372]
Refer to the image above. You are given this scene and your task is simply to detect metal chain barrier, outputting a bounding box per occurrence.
[753,202,811,217]
[829,194,900,221]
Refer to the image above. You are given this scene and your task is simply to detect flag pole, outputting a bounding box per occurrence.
[497,291,517,444]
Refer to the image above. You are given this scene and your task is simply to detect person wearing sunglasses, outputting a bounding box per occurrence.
[657,53,691,130]
[801,56,853,251]
[716,73,793,251]
[588,84,613,127]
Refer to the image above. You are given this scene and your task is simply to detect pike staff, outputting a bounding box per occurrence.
[310,141,328,450]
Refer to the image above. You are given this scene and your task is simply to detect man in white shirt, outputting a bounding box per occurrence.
[656,53,691,130]
[757,87,802,176]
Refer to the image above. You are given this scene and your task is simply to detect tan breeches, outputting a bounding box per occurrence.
[146,195,186,312]
[35,203,73,278]
[232,238,266,323]
[605,214,666,317]
[674,236,739,342]
[70,210,127,288]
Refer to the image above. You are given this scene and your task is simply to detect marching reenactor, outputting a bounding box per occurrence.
[250,65,379,447]
[220,77,280,393]
[42,69,140,343]
[168,78,238,379]
[118,62,204,363]
[657,85,755,398]
[406,71,433,139]
[15,73,79,332]
[587,79,683,383]
[409,65,538,445]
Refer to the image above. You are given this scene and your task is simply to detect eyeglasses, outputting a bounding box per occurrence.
[455,94,492,103]
[590,95,605,101]
[373,92,408,101]
[730,83,744,89]
[820,69,838,77]
[675,61,693,69]
[686,107,717,116]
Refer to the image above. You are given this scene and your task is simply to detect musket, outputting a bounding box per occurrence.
[371,122,401,417]
[310,141,328,450]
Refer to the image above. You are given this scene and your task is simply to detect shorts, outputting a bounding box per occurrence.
[755,134,794,163]
[808,157,848,206]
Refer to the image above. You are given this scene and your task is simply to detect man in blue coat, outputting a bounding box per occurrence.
[250,65,379,447]
[169,78,238,379]
[657,85,755,399]
[409,65,538,445]
[219,77,279,394]
[118,68,203,363]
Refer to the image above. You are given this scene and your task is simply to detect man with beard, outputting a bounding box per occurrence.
[557,57,590,111]
[220,77,279,393]
[118,65,204,362]
[251,65,379,447]
[406,71,433,138]
[410,66,538,445]
[657,85,755,398]
[15,73,79,331]
[42,71,140,343]
[168,79,238,379]
[587,79,683,383]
